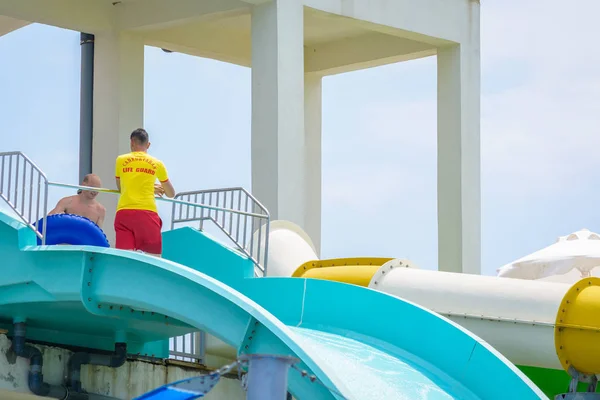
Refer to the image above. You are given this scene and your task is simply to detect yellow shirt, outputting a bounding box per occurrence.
[115,151,169,212]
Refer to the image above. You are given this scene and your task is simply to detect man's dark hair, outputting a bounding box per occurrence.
[130,128,149,145]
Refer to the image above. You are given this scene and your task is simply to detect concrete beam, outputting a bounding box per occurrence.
[303,0,470,44]
[0,0,114,33]
[145,23,436,74]
[116,0,249,31]
[145,40,249,67]
[305,32,435,76]
[0,15,30,37]
[304,74,322,253]
[251,0,308,234]
[436,0,481,274]
[143,17,251,67]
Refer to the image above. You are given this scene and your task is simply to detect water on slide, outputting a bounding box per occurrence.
[287,327,478,400]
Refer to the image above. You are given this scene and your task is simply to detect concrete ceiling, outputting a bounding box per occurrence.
[143,7,436,75]
[0,1,438,76]
[0,15,30,37]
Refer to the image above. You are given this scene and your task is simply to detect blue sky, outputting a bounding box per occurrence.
[1,0,599,275]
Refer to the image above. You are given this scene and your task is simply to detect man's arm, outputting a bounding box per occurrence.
[96,205,106,229]
[115,156,122,193]
[157,161,175,198]
[48,197,69,215]
[160,180,176,198]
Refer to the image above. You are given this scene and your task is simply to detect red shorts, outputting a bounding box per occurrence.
[114,209,163,254]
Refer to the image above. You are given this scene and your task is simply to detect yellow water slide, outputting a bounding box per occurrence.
[291,257,414,286]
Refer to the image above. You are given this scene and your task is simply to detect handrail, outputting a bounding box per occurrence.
[172,188,270,276]
[0,152,48,244]
[47,182,271,274]
[48,182,267,219]
[176,187,270,216]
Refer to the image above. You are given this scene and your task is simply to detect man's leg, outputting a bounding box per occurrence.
[114,210,136,250]
[134,210,163,257]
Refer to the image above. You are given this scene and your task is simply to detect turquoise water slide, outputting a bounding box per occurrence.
[0,210,546,399]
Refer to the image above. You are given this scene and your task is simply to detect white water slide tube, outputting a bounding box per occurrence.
[258,221,571,371]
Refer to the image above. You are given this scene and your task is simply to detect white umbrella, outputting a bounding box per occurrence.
[497,228,600,280]
[536,266,600,283]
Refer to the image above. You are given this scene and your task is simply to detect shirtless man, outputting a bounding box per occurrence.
[48,174,106,228]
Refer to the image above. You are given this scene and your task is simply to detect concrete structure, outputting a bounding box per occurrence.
[0,334,244,399]
[0,0,481,274]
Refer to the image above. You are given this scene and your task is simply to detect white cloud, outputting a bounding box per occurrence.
[480,0,600,199]
[323,96,436,212]
[482,83,600,197]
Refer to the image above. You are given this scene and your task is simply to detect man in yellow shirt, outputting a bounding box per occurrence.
[114,128,175,256]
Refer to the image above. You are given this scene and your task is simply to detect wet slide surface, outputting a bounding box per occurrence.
[232,277,547,400]
[287,327,477,400]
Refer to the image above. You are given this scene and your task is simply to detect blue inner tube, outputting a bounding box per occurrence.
[36,214,110,247]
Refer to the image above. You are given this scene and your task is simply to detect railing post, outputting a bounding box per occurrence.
[264,216,270,275]
[41,178,48,245]
[194,331,205,364]
[170,200,176,231]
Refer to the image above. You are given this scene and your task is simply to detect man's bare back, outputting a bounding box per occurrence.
[48,174,106,228]
[49,195,106,227]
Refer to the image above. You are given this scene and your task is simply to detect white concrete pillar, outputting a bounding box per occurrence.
[250,2,309,237]
[436,2,481,274]
[92,32,145,245]
[304,74,322,255]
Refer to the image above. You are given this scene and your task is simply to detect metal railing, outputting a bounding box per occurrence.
[0,152,49,243]
[169,331,206,363]
[171,188,270,276]
[0,151,271,364]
